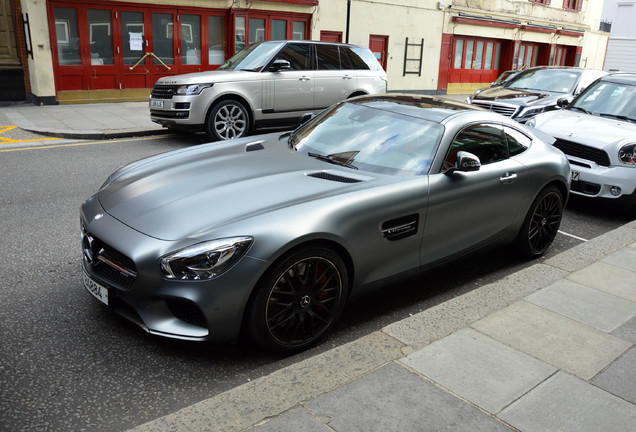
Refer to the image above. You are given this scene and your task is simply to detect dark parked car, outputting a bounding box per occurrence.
[468,66,607,123]
[82,94,570,354]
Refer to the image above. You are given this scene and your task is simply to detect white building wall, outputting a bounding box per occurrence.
[601,0,636,72]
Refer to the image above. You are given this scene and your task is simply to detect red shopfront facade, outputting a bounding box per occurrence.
[439,15,583,94]
[47,0,316,102]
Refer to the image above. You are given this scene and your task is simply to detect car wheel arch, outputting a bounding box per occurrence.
[347,91,367,99]
[205,95,254,135]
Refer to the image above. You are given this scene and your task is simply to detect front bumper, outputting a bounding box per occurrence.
[568,157,636,200]
[80,196,266,343]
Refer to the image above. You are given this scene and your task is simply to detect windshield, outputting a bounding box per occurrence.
[291,102,444,176]
[218,41,285,72]
[504,68,582,93]
[570,80,636,122]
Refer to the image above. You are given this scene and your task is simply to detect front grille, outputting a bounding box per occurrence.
[88,235,137,289]
[471,101,519,117]
[571,179,601,195]
[553,139,610,167]
[151,84,179,100]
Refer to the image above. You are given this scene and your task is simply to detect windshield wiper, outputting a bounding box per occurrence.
[570,106,591,114]
[599,113,636,123]
[307,152,358,170]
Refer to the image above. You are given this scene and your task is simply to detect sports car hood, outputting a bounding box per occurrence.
[97,136,377,241]
[472,86,558,107]
[532,109,636,151]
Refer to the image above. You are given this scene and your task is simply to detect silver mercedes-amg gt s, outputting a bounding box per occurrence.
[80,94,570,353]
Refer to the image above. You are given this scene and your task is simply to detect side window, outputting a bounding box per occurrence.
[316,44,341,70]
[443,124,508,170]
[274,43,311,70]
[341,46,369,70]
[505,126,531,156]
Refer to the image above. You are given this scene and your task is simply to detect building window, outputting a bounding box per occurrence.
[563,0,583,11]
[529,0,551,5]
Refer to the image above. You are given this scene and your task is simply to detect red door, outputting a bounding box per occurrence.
[449,37,502,84]
[369,35,388,71]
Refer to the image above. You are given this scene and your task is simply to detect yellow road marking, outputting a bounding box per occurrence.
[0,125,60,144]
[0,134,173,153]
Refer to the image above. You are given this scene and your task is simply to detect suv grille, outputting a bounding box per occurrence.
[471,101,519,117]
[553,139,610,167]
[151,84,179,100]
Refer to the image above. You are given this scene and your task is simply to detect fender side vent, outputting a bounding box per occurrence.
[245,142,265,152]
[306,171,363,183]
[381,214,419,241]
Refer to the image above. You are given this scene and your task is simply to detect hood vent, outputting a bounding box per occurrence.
[245,141,265,152]
[306,171,363,183]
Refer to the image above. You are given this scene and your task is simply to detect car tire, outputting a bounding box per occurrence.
[517,185,564,257]
[248,247,349,354]
[205,100,249,141]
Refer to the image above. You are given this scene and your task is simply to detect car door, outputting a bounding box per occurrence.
[313,44,357,110]
[421,123,528,265]
[268,42,315,113]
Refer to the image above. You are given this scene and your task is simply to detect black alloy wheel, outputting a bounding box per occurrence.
[206,99,249,141]
[248,247,348,354]
[518,185,564,257]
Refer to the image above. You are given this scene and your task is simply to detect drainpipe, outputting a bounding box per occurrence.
[346,0,351,43]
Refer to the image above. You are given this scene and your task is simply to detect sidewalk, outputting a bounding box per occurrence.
[129,224,636,432]
[2,99,635,431]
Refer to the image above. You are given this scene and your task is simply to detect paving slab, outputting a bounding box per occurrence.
[602,247,636,272]
[304,362,512,432]
[400,328,556,414]
[472,301,632,380]
[500,372,636,432]
[247,406,331,432]
[592,347,636,404]
[567,261,636,302]
[612,316,636,343]
[525,279,636,332]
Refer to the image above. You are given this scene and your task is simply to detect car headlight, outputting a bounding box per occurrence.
[619,143,636,165]
[526,117,536,127]
[176,84,212,96]
[160,237,253,280]
[519,107,545,119]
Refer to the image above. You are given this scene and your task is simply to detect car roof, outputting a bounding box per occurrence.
[256,39,363,49]
[601,73,636,85]
[349,94,484,123]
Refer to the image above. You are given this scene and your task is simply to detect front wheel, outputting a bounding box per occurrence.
[517,185,564,257]
[205,100,249,141]
[248,247,349,354]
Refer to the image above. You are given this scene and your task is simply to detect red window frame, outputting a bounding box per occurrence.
[563,0,583,11]
[529,0,551,5]
[231,10,310,54]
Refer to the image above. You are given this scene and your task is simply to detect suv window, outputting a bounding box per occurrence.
[316,45,341,70]
[342,47,371,70]
[444,124,509,170]
[273,43,312,70]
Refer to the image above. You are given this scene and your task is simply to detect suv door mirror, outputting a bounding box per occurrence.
[556,96,572,109]
[270,59,291,72]
[445,151,481,175]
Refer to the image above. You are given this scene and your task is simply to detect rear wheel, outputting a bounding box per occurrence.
[517,186,564,257]
[248,247,348,354]
[205,100,249,141]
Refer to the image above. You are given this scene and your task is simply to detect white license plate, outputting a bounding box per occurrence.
[150,100,164,109]
[83,269,109,306]
[571,170,580,181]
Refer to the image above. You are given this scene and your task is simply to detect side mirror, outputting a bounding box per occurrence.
[556,96,572,109]
[445,151,481,175]
[269,59,291,72]
[299,112,316,125]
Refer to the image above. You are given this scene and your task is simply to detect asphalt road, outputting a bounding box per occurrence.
[1,134,633,431]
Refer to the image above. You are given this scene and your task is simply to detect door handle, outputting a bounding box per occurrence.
[299,76,311,81]
[343,75,353,80]
[499,172,518,184]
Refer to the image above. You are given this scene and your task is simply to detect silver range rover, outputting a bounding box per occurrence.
[149,40,388,141]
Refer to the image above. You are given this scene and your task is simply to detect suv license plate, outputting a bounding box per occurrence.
[83,269,109,306]
[150,100,164,109]
[571,170,580,181]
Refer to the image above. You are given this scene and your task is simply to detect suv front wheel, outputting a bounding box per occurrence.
[206,100,250,141]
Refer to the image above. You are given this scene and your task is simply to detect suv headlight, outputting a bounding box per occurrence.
[619,143,636,165]
[160,237,253,280]
[519,106,545,119]
[176,84,212,96]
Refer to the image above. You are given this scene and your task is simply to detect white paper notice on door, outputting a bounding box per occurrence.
[129,33,143,51]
